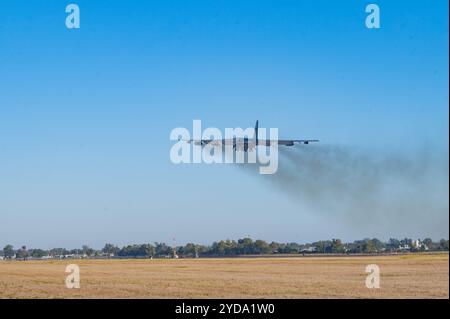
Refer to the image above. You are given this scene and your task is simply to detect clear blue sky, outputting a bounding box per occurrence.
[0,0,448,249]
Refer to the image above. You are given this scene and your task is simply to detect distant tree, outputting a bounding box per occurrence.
[30,249,48,258]
[352,240,366,253]
[116,244,153,257]
[154,242,171,256]
[439,239,449,251]
[387,238,401,251]
[4,236,445,259]
[286,242,301,254]
[362,239,376,253]
[82,245,94,257]
[313,241,332,254]
[254,240,271,254]
[49,248,69,256]
[371,238,385,251]
[139,244,155,257]
[225,240,238,255]
[422,238,433,249]
[118,245,133,257]
[400,238,413,248]
[237,238,254,254]
[3,245,14,259]
[16,246,29,261]
[269,241,279,254]
[70,249,82,255]
[331,239,344,253]
[195,245,208,256]
[212,240,227,255]
[102,243,119,256]
[314,241,326,254]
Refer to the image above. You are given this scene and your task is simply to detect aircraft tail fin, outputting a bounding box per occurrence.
[255,120,259,145]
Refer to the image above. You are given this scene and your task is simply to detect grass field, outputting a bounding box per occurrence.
[0,253,448,298]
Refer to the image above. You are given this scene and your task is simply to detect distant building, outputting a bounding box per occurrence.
[1,254,17,260]
[412,239,429,251]
[40,255,53,260]
[301,246,317,253]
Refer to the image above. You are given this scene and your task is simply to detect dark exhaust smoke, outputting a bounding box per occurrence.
[233,144,449,236]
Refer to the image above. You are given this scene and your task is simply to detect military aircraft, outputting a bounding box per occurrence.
[183,120,318,152]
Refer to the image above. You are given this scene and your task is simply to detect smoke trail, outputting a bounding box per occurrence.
[234,144,449,234]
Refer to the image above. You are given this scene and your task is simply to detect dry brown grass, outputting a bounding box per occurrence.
[0,253,448,298]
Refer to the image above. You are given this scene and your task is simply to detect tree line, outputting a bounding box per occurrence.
[1,237,449,259]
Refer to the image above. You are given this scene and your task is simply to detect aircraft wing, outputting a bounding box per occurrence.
[180,138,319,146]
[180,138,214,145]
[181,138,244,146]
[258,139,319,146]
